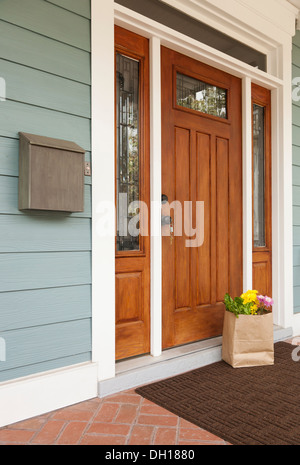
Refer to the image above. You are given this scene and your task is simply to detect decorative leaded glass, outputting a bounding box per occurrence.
[176,72,227,119]
[253,103,266,248]
[116,53,140,251]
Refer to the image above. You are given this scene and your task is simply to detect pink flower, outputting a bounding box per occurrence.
[257,294,273,308]
[264,296,273,307]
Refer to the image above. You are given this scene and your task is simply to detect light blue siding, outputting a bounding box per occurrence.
[0,0,90,51]
[293,31,300,314]
[293,245,300,265]
[0,136,92,183]
[0,216,91,253]
[0,176,92,217]
[0,59,91,117]
[0,320,91,371]
[0,354,91,383]
[0,137,18,177]
[46,0,91,19]
[0,100,91,151]
[293,144,300,166]
[0,320,91,382]
[0,0,92,382]
[0,20,90,84]
[0,252,91,293]
[0,285,91,331]
[293,206,300,226]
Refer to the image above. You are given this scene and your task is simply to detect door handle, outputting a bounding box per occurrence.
[161,215,172,226]
[161,194,168,204]
[161,215,174,244]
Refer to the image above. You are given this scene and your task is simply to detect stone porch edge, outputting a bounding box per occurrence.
[98,326,293,398]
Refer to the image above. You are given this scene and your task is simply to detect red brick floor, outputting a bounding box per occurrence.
[0,389,229,445]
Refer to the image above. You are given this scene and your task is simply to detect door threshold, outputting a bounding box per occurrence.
[98,325,292,398]
[115,336,222,374]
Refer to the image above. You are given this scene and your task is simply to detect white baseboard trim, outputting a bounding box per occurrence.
[0,362,98,428]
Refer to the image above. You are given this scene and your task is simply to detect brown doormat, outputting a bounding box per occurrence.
[136,342,300,445]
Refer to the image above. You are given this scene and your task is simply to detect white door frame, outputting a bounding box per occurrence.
[91,0,296,381]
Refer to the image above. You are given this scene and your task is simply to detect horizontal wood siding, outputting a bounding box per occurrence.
[45,0,91,18]
[0,0,92,382]
[0,176,91,216]
[0,20,90,84]
[0,59,90,118]
[293,31,300,314]
[0,285,91,331]
[0,101,90,151]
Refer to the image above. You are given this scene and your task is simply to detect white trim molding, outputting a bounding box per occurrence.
[114,3,284,90]
[91,0,116,381]
[150,36,162,357]
[161,0,298,46]
[242,76,253,292]
[272,40,294,329]
[0,363,98,428]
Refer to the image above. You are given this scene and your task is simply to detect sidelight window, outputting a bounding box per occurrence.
[253,104,266,248]
[116,53,140,251]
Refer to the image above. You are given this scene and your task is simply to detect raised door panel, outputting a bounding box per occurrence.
[216,137,229,302]
[196,132,211,306]
[115,272,143,324]
[174,127,191,311]
[252,253,272,298]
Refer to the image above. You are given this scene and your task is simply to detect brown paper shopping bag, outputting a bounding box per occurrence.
[222,310,274,368]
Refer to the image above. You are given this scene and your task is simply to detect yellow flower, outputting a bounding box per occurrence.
[251,304,258,315]
[241,290,259,314]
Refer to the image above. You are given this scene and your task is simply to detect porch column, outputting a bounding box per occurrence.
[150,36,162,357]
[242,76,253,292]
[272,40,294,328]
[91,0,116,380]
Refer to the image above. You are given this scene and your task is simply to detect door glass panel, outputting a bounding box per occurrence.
[116,53,140,252]
[253,104,265,248]
[176,72,227,118]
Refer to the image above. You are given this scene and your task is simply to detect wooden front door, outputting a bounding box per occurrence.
[161,47,243,349]
[115,26,150,360]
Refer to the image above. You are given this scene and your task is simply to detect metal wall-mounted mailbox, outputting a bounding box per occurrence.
[18,132,85,212]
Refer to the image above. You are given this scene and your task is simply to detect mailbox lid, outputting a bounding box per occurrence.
[19,132,85,154]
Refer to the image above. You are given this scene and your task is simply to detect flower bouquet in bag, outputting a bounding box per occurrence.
[222,290,274,368]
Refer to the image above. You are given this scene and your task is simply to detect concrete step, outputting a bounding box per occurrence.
[98,325,293,398]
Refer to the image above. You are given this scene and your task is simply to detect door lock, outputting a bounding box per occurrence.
[161,194,168,204]
[161,215,172,226]
[161,215,174,245]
